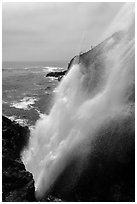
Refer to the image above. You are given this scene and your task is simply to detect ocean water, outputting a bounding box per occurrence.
[2,61,67,126]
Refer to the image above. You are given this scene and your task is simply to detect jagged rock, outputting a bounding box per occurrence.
[46,55,78,81]
[2,116,36,202]
[46,70,67,80]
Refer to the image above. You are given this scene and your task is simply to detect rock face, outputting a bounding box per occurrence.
[46,55,78,81]
[48,112,135,202]
[46,70,67,81]
[44,32,135,201]
[2,116,36,202]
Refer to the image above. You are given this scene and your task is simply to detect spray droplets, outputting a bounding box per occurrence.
[22,3,134,200]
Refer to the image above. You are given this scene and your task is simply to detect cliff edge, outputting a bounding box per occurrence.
[2,116,36,202]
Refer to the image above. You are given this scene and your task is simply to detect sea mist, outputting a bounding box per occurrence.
[22,3,134,200]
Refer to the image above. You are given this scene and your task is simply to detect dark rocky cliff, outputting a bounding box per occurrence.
[2,116,36,202]
[44,32,135,202]
[50,115,135,202]
[2,116,63,202]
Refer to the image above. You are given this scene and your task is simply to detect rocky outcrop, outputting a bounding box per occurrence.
[46,33,125,82]
[46,55,78,81]
[46,70,67,81]
[49,114,135,202]
[2,116,36,202]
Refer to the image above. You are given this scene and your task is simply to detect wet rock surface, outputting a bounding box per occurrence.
[46,55,78,81]
[49,115,135,202]
[2,116,36,202]
[46,70,67,80]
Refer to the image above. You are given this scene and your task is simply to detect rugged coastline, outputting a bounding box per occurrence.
[2,41,135,201]
[2,116,36,202]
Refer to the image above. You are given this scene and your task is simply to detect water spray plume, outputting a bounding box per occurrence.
[22,3,134,200]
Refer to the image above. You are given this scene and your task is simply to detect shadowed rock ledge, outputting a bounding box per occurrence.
[2,116,64,202]
[2,116,36,202]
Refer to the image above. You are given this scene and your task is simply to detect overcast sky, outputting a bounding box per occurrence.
[3,2,124,62]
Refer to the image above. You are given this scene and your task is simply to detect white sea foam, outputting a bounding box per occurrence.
[15,118,28,126]
[35,109,45,119]
[24,66,40,70]
[43,67,64,73]
[8,115,29,126]
[8,115,16,121]
[48,77,58,81]
[11,97,38,110]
